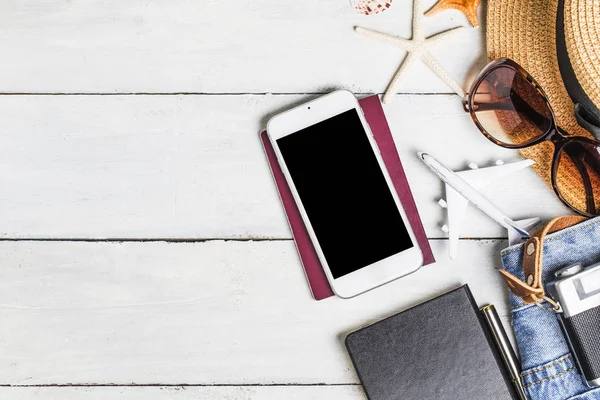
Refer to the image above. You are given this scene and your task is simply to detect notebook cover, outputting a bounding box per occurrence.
[345,285,517,400]
[260,95,435,300]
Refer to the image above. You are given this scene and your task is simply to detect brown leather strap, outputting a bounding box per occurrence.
[499,216,587,304]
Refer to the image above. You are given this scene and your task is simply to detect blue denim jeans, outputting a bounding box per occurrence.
[501,217,600,400]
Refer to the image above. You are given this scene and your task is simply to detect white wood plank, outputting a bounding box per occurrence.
[0,239,513,385]
[0,94,569,239]
[0,386,365,400]
[0,0,485,93]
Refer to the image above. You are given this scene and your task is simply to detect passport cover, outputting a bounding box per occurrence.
[260,95,435,300]
[345,285,517,400]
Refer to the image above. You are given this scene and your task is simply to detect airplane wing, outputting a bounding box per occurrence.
[455,159,535,189]
[444,159,535,259]
[445,184,470,260]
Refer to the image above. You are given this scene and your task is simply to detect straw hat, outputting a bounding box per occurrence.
[487,0,600,199]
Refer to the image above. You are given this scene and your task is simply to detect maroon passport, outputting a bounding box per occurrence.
[261,95,434,300]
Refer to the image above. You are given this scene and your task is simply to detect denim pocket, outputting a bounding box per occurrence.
[565,387,600,400]
[521,353,589,399]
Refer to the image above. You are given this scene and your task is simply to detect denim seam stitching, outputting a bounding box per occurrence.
[511,303,535,310]
[502,246,523,256]
[522,366,576,388]
[500,219,600,257]
[520,355,571,377]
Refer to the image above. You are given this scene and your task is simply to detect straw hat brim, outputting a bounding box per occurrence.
[486,0,596,189]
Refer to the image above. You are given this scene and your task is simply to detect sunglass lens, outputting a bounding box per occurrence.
[471,66,553,146]
[555,140,600,216]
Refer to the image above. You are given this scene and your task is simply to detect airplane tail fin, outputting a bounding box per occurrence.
[508,217,541,246]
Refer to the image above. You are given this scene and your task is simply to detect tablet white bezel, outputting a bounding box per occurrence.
[267,90,423,298]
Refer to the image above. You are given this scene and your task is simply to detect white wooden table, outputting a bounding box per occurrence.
[0,1,572,399]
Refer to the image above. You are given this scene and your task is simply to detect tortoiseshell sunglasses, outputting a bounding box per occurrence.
[463,58,600,217]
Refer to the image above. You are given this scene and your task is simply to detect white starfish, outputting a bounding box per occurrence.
[356,0,467,103]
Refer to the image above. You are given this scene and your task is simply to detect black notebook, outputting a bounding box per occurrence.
[345,285,516,400]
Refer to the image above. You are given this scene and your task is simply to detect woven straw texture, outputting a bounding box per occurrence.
[565,0,600,108]
[486,0,599,211]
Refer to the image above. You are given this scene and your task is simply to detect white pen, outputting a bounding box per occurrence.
[418,152,531,238]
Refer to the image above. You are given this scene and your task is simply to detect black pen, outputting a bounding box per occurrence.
[480,304,528,400]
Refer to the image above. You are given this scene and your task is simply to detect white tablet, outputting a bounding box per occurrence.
[267,90,423,298]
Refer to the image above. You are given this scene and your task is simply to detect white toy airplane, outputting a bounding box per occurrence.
[418,152,541,260]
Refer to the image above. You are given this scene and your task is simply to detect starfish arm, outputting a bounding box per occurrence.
[464,2,481,27]
[425,26,467,45]
[355,26,412,49]
[423,0,482,27]
[421,52,466,97]
[382,53,418,104]
[412,0,424,40]
[424,0,450,16]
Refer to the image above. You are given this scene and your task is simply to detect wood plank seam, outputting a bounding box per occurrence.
[0,238,508,242]
[0,93,460,96]
[0,384,362,387]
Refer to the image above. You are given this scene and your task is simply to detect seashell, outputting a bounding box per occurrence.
[350,0,393,15]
